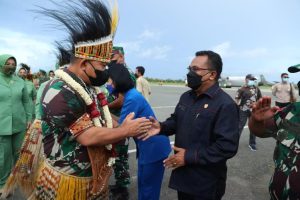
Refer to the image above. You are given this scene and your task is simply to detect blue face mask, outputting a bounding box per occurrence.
[106,84,115,94]
[282,77,289,82]
[247,80,255,86]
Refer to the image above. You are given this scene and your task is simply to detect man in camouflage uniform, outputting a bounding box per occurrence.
[249,64,300,199]
[20,1,153,199]
[107,46,136,199]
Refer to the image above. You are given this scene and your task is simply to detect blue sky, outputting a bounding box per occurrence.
[1,0,300,82]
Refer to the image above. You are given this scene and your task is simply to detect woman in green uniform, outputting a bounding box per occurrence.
[0,54,32,194]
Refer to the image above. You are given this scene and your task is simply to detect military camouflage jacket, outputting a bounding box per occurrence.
[40,69,93,177]
[269,102,300,199]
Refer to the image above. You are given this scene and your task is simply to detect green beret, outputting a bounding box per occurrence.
[112,46,124,55]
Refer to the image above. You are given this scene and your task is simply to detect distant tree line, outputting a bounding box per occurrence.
[145,77,185,84]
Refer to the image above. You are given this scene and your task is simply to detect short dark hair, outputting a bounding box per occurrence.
[20,63,30,72]
[136,66,145,76]
[195,50,222,80]
[108,63,134,93]
[281,73,288,78]
[49,70,54,74]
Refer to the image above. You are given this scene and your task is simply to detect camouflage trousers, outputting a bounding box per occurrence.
[113,139,130,187]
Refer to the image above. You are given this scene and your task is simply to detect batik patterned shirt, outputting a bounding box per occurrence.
[40,69,92,177]
[269,102,300,199]
[235,86,262,111]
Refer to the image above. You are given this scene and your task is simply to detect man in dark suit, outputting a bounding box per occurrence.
[143,50,240,200]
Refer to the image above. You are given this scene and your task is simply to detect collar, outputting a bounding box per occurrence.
[203,83,220,98]
[63,68,87,89]
[190,83,220,99]
[124,88,135,98]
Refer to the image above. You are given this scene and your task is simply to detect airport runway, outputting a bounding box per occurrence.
[8,85,276,200]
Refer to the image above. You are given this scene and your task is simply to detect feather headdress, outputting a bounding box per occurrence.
[40,0,119,63]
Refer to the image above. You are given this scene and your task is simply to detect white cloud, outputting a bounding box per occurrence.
[139,45,171,60]
[212,41,268,58]
[212,41,234,58]
[117,41,142,54]
[138,29,162,40]
[0,28,56,72]
[117,29,171,60]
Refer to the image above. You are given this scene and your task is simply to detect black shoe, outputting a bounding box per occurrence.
[109,185,129,200]
[248,144,257,151]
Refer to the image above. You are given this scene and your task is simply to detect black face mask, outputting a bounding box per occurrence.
[2,65,16,76]
[134,73,139,78]
[84,62,109,86]
[186,70,210,90]
[108,60,117,67]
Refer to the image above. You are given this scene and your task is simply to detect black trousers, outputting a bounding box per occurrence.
[238,110,256,146]
[178,191,222,200]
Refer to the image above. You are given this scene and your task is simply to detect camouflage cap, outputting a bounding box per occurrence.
[112,46,124,55]
[288,64,300,73]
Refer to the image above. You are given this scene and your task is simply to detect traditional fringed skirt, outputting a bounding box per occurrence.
[1,119,43,198]
[30,160,109,200]
[1,119,111,200]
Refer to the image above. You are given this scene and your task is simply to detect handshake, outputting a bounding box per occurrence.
[120,113,161,140]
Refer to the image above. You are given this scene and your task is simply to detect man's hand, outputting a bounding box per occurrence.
[251,96,279,122]
[140,116,160,140]
[120,112,152,137]
[163,146,186,169]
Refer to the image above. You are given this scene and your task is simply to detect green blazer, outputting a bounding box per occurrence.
[0,73,32,135]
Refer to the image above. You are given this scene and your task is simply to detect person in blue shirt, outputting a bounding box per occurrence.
[108,63,171,200]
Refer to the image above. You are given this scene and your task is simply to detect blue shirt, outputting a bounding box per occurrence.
[161,83,240,197]
[119,88,171,164]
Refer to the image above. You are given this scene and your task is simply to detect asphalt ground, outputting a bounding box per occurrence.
[7,85,277,200]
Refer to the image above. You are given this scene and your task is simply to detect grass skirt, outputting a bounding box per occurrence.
[28,160,108,200]
[1,119,43,198]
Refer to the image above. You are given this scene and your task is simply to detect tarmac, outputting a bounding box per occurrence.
[8,85,276,200]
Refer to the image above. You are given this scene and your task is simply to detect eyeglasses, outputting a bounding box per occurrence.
[187,66,210,72]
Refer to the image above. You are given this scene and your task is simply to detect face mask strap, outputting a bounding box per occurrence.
[83,61,97,79]
[200,71,212,83]
[88,61,97,71]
